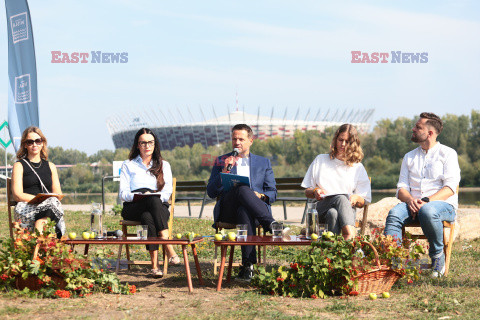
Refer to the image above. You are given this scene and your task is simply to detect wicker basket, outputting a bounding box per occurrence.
[352,241,402,295]
[16,273,66,291]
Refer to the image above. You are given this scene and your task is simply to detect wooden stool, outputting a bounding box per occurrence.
[402,221,455,276]
[117,178,176,274]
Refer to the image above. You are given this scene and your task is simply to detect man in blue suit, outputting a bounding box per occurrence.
[207,124,277,281]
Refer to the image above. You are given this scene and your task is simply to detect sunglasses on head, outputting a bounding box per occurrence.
[25,139,43,146]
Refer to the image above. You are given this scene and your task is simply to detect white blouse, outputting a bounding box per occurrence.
[301,154,371,203]
[119,155,172,203]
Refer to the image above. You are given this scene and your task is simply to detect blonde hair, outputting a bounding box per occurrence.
[16,126,49,160]
[329,124,363,166]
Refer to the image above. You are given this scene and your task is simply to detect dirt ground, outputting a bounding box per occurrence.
[2,247,480,320]
[0,262,347,319]
[0,269,402,320]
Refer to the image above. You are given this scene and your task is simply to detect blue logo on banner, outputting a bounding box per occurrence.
[10,12,29,43]
[15,74,31,104]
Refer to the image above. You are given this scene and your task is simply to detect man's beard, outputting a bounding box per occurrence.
[411,133,427,143]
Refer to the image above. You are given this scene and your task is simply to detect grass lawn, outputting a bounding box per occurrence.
[1,206,479,319]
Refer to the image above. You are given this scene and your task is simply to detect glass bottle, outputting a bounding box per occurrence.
[90,203,103,238]
[305,202,319,239]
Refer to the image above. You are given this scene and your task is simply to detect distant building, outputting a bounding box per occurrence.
[106,107,374,151]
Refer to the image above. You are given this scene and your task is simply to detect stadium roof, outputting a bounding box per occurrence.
[107,107,374,135]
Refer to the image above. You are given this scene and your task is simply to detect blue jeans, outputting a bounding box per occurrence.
[384,201,455,258]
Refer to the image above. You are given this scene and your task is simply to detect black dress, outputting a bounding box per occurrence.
[20,159,53,195]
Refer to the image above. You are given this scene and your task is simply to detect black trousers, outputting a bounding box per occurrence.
[219,185,274,265]
[122,196,170,251]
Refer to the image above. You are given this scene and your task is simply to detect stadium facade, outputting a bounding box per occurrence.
[106,107,374,151]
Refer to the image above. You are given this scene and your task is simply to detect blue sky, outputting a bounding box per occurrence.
[1,0,479,154]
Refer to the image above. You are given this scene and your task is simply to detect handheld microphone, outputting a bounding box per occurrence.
[226,148,240,172]
[106,230,123,237]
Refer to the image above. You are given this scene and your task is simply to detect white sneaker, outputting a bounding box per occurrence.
[431,254,445,278]
[431,265,445,278]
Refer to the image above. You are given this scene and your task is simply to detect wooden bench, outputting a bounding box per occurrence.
[275,177,309,221]
[175,180,215,218]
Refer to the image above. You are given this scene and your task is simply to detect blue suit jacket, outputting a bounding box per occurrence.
[206,152,277,222]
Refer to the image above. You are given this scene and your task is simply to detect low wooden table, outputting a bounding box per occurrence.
[214,235,312,291]
[65,237,204,292]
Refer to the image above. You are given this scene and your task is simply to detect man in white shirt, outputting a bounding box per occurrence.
[385,112,461,277]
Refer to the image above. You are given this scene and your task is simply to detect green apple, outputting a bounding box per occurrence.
[227,232,236,241]
[89,232,96,239]
[82,232,91,240]
[369,293,377,300]
[323,231,335,240]
[310,233,319,240]
[382,292,390,298]
[68,232,77,240]
[176,233,182,239]
[214,234,223,241]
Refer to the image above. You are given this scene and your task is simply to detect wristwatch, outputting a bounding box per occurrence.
[421,197,430,203]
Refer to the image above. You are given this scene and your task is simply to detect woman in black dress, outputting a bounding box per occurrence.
[12,126,65,237]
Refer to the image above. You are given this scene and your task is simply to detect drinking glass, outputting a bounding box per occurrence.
[236,224,248,241]
[136,225,148,239]
[98,225,107,239]
[318,223,327,235]
[271,222,283,239]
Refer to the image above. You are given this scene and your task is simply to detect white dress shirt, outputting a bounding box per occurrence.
[301,154,372,203]
[119,155,173,203]
[236,156,250,178]
[397,142,461,209]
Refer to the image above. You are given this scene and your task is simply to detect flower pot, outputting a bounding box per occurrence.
[15,273,67,291]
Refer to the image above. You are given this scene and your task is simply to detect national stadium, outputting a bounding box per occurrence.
[106,107,374,151]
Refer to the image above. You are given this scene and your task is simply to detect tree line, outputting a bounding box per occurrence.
[1,111,479,192]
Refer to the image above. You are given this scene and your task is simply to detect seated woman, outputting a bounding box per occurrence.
[12,126,66,238]
[301,124,371,240]
[119,128,180,278]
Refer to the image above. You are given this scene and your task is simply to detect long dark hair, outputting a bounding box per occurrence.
[129,128,165,191]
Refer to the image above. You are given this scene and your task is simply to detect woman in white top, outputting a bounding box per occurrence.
[119,128,179,278]
[302,124,371,240]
